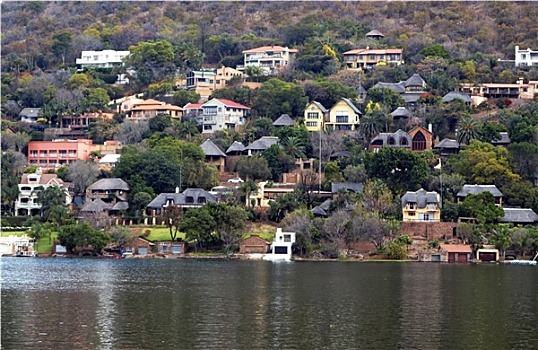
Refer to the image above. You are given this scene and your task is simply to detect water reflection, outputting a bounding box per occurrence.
[1,258,537,350]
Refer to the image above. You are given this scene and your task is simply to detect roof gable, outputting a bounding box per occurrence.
[201,139,226,157]
[273,114,295,126]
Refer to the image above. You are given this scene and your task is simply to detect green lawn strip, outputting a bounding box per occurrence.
[134,226,186,242]
[36,232,58,254]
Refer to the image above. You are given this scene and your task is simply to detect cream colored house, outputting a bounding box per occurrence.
[325,98,362,131]
[304,101,328,132]
[239,46,298,76]
[184,67,244,101]
[343,48,403,70]
[401,189,441,222]
[124,99,183,121]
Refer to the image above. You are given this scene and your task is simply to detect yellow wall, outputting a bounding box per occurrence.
[326,100,360,131]
[303,103,325,132]
[402,204,441,222]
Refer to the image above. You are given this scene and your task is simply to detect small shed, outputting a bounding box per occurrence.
[477,248,499,262]
[127,237,155,255]
[158,241,187,255]
[239,235,270,254]
[440,244,472,263]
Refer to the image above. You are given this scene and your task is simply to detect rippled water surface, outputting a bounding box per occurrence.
[1,258,537,350]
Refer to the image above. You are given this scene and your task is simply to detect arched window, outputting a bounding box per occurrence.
[400,137,409,146]
[388,137,396,145]
[412,131,426,151]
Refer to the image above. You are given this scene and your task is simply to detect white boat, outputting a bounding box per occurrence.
[509,253,538,266]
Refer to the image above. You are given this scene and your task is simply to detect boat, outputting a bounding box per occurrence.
[509,253,538,266]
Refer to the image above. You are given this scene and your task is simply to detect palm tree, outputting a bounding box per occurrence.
[245,66,265,82]
[359,112,383,142]
[282,136,306,159]
[457,115,480,145]
[239,179,258,207]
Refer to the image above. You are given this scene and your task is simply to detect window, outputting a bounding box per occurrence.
[283,234,291,242]
[408,202,416,210]
[218,107,222,112]
[39,151,47,157]
[358,55,364,60]
[204,125,212,130]
[307,112,319,119]
[93,55,98,60]
[412,131,426,151]
[204,107,217,115]
[400,137,408,146]
[336,115,348,123]
[388,137,396,145]
[306,122,317,127]
[427,203,436,210]
[197,197,206,204]
[186,196,194,204]
[369,55,376,60]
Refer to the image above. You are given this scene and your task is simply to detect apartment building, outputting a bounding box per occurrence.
[184,67,244,100]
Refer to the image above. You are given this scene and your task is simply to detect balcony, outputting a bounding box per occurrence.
[203,118,217,125]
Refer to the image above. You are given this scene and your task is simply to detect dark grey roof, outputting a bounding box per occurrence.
[111,201,129,211]
[390,107,412,119]
[341,98,362,115]
[371,129,411,148]
[19,108,41,117]
[273,114,295,126]
[401,189,441,208]
[80,198,111,212]
[147,188,216,208]
[457,185,503,198]
[501,208,538,224]
[246,136,280,151]
[405,74,426,88]
[226,141,246,154]
[491,132,510,145]
[442,91,472,103]
[402,93,423,103]
[434,138,460,149]
[332,182,363,193]
[311,206,328,216]
[356,84,367,94]
[201,139,226,157]
[309,101,328,113]
[330,151,351,158]
[373,82,406,94]
[319,198,332,211]
[366,30,384,38]
[87,178,130,191]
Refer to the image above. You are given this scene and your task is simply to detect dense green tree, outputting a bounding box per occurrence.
[362,179,393,216]
[303,79,358,109]
[253,78,308,119]
[51,32,72,66]
[262,144,296,181]
[235,156,271,181]
[420,44,451,59]
[508,142,538,182]
[460,192,504,226]
[172,90,201,107]
[180,207,216,251]
[296,55,338,76]
[58,222,110,254]
[33,185,68,222]
[210,203,248,255]
[366,88,405,115]
[148,113,172,133]
[457,115,480,145]
[125,40,176,85]
[268,192,301,222]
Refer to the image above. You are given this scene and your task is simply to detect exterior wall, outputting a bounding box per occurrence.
[343,49,403,70]
[515,46,538,67]
[400,222,457,240]
[241,47,298,75]
[409,126,433,151]
[15,174,71,216]
[239,235,269,254]
[201,100,249,134]
[27,139,93,169]
[326,100,360,131]
[76,50,129,68]
[304,103,326,132]
[402,204,441,222]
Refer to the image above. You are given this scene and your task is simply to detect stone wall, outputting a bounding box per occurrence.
[400,221,457,241]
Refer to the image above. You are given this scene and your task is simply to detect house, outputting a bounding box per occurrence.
[239,46,299,76]
[304,101,328,132]
[442,91,472,104]
[459,79,538,105]
[401,189,441,222]
[239,235,271,254]
[250,182,295,207]
[263,228,296,260]
[182,103,204,123]
[514,46,538,67]
[390,107,412,120]
[27,139,122,170]
[491,132,510,147]
[184,67,244,100]
[199,98,250,134]
[108,236,155,256]
[373,73,427,105]
[201,139,226,173]
[365,30,385,40]
[146,188,216,221]
[226,141,247,156]
[15,170,71,216]
[98,153,121,168]
[408,125,433,152]
[19,108,41,123]
[245,136,280,155]
[343,48,403,70]
[501,208,538,225]
[440,244,472,263]
[82,178,130,216]
[434,138,460,156]
[331,182,363,194]
[0,235,36,257]
[125,99,183,121]
[76,50,130,69]
[456,185,503,206]
[273,114,295,127]
[370,129,411,151]
[325,98,362,131]
[158,241,187,255]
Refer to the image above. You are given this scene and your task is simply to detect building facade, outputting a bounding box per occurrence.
[15,171,71,216]
[200,98,250,134]
[304,101,328,132]
[515,46,538,67]
[343,48,403,70]
[401,189,441,222]
[184,67,244,100]
[325,98,362,131]
[124,99,183,121]
[76,50,130,69]
[239,46,298,76]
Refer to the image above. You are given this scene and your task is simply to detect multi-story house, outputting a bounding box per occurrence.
[514,46,538,67]
[456,185,503,207]
[238,46,298,76]
[27,139,122,170]
[81,178,130,216]
[182,102,204,123]
[459,79,538,105]
[370,126,433,152]
[19,108,41,123]
[401,189,441,222]
[324,98,362,131]
[124,99,183,121]
[304,101,328,132]
[15,170,71,216]
[373,73,426,105]
[76,50,130,69]
[199,98,250,134]
[184,67,244,100]
[343,48,403,70]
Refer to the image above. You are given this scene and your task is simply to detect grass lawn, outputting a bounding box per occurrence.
[129,226,186,242]
[1,230,57,254]
[246,222,277,241]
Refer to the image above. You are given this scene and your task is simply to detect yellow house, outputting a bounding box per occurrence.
[401,189,441,222]
[325,98,362,131]
[303,101,328,132]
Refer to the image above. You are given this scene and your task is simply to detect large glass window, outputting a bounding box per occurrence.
[307,112,319,119]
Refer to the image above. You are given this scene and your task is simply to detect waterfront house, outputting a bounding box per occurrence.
[440,244,472,263]
[401,189,441,222]
[325,98,362,131]
[304,101,328,132]
[239,235,271,254]
[158,241,187,255]
[146,188,216,223]
[263,228,296,260]
[82,178,130,216]
[239,46,299,76]
[456,185,503,206]
[0,235,36,257]
[15,170,71,217]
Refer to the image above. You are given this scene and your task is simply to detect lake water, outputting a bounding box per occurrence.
[1,258,537,350]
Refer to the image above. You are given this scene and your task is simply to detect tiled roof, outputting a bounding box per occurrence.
[343,48,402,55]
[87,178,130,191]
[273,114,295,126]
[80,198,111,212]
[401,188,441,208]
[183,103,203,109]
[201,139,226,157]
[226,141,246,154]
[457,185,503,198]
[501,208,538,223]
[21,173,67,187]
[440,244,472,253]
[443,91,472,103]
[207,98,250,109]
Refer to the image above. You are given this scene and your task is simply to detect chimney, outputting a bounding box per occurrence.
[175,187,179,193]
[428,123,433,133]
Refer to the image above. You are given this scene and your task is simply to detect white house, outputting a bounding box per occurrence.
[239,46,298,76]
[76,50,130,69]
[15,169,72,216]
[515,46,538,67]
[0,235,36,257]
[200,98,250,134]
[263,228,296,261]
